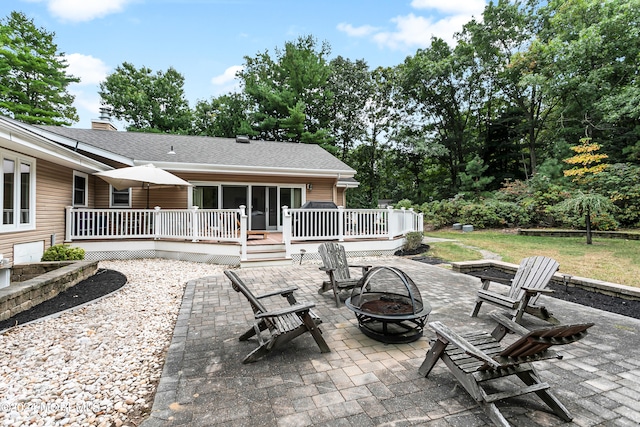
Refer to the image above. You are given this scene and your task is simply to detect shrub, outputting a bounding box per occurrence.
[420,199,466,229]
[403,231,424,251]
[41,244,85,261]
[394,199,416,210]
[457,200,531,229]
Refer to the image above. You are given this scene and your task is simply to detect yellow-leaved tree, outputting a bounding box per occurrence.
[563,137,608,182]
[560,137,614,244]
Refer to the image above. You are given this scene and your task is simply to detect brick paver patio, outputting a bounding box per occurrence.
[142,257,640,426]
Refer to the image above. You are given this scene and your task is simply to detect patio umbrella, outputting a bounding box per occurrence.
[94,164,192,208]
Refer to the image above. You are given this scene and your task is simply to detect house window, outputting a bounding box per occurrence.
[1,151,35,231]
[111,187,131,208]
[192,186,218,209]
[73,171,88,207]
[20,162,30,223]
[3,159,14,225]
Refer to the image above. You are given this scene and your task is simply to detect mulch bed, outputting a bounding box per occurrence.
[395,247,640,320]
[0,269,127,331]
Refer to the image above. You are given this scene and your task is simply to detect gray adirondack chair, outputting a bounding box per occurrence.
[224,270,330,363]
[318,242,371,307]
[419,312,594,427]
[470,256,560,324]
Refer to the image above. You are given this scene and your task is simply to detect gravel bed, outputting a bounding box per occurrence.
[0,259,228,427]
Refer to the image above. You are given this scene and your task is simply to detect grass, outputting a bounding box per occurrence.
[424,229,640,287]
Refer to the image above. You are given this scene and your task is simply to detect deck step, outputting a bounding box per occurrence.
[246,248,286,260]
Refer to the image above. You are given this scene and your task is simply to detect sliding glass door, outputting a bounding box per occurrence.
[192,184,304,230]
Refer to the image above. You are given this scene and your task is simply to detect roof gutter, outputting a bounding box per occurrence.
[17,121,133,167]
[143,161,356,179]
[0,117,113,173]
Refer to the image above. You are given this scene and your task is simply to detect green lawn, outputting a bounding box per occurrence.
[424,229,640,287]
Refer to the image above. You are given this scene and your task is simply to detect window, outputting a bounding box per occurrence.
[73,171,88,207]
[111,187,131,208]
[192,186,218,209]
[20,162,30,223]
[3,158,15,225]
[1,151,35,231]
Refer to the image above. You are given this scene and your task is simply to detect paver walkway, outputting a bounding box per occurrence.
[142,257,640,426]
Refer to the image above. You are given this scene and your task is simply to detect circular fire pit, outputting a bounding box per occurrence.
[345,266,431,343]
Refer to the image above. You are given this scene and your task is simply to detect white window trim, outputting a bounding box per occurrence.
[73,171,89,207]
[110,185,131,208]
[1,150,36,233]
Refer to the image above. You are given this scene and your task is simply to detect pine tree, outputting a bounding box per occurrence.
[0,11,79,125]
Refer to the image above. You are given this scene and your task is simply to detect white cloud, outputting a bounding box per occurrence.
[64,53,109,85]
[373,13,472,49]
[70,89,101,117]
[46,0,132,23]
[336,23,380,38]
[210,65,243,96]
[339,0,487,51]
[411,0,486,15]
[211,65,243,86]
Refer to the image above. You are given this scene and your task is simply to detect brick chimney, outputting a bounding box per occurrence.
[91,107,117,131]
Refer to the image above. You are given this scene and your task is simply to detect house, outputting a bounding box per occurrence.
[0,116,110,266]
[2,114,422,269]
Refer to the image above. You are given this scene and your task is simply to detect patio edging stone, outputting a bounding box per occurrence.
[451,259,640,301]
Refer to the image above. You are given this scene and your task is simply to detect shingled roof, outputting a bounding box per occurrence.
[36,126,355,178]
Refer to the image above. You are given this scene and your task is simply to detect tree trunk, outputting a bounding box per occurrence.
[585,207,592,245]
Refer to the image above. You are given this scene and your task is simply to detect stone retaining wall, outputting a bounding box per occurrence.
[451,259,640,302]
[518,229,640,240]
[0,261,99,322]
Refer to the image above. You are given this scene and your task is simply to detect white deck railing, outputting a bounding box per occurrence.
[65,205,423,260]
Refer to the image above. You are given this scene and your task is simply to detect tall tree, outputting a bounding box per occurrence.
[327,56,372,159]
[0,11,79,125]
[99,62,192,133]
[237,35,333,144]
[397,37,482,191]
[460,0,556,176]
[540,0,640,163]
[193,92,253,138]
[349,66,398,207]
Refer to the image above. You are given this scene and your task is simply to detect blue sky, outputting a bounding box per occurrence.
[2,0,487,129]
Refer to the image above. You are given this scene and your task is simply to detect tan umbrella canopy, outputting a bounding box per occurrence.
[94,163,192,208]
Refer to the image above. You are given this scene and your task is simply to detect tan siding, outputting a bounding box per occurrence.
[0,158,93,263]
[337,188,347,207]
[120,172,342,208]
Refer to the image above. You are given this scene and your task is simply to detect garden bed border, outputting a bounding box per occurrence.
[451,259,640,302]
[0,261,98,321]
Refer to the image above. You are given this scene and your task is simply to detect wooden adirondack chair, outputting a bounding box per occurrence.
[224,270,331,363]
[470,256,560,324]
[419,312,594,427]
[318,242,372,307]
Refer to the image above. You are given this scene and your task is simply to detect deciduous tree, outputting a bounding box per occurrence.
[193,92,253,138]
[99,62,192,133]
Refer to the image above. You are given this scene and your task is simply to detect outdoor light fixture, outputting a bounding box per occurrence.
[307,183,313,190]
